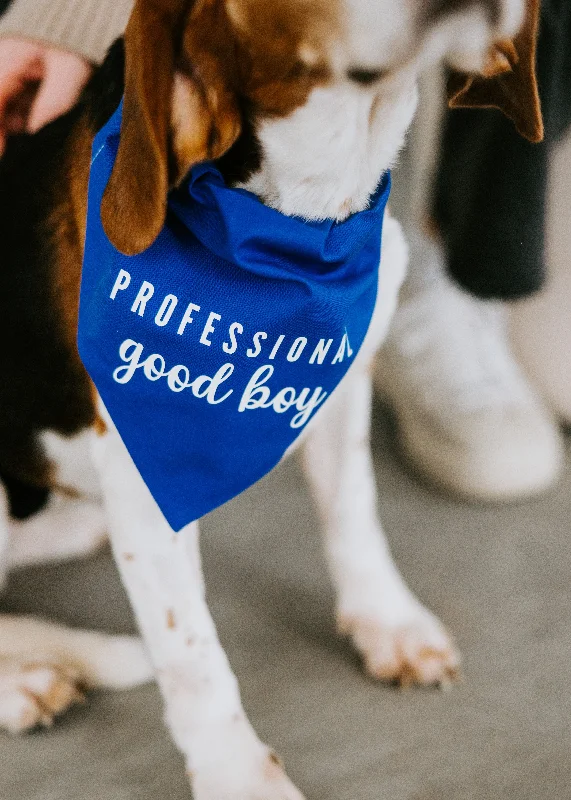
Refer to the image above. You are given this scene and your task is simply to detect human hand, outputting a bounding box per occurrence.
[0,37,92,155]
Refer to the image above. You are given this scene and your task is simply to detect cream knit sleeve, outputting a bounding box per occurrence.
[0,0,133,64]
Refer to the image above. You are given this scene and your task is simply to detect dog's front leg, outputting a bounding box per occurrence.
[92,408,305,800]
[302,363,460,686]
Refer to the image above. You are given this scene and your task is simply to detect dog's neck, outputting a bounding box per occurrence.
[239,79,418,221]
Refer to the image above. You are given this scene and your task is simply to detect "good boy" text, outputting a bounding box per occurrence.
[113,339,328,429]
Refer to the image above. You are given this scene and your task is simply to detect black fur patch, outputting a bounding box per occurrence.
[0,41,126,490]
[0,471,50,519]
[0,132,90,484]
[216,98,262,187]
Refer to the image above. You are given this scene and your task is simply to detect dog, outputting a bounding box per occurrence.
[0,0,539,797]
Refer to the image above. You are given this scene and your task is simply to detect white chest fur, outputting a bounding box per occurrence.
[240,79,418,221]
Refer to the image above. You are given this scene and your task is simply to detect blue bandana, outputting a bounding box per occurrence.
[78,104,390,531]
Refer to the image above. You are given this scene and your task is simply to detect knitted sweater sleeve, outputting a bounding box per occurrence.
[0,0,133,64]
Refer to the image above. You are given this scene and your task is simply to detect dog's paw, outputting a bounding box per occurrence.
[0,660,85,734]
[338,609,460,687]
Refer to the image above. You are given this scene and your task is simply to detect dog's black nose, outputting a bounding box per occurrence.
[347,67,384,86]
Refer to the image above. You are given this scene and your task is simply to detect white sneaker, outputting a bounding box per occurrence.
[375,231,564,502]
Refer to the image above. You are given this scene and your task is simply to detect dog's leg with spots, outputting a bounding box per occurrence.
[92,408,304,800]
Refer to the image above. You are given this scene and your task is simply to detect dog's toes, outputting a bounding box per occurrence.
[339,613,461,688]
[0,661,85,734]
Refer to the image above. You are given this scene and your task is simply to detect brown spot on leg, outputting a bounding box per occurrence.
[166,609,177,630]
[57,484,82,499]
[264,750,285,779]
[123,553,135,562]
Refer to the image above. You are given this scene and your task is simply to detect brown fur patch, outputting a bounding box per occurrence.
[94,416,108,436]
[49,118,95,356]
[447,0,543,143]
[166,609,177,630]
[228,0,335,117]
[263,750,285,779]
[101,0,190,255]
[101,0,337,256]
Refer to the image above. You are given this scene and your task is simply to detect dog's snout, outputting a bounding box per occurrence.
[346,66,385,86]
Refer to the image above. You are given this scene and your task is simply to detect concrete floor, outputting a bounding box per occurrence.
[2,397,571,800]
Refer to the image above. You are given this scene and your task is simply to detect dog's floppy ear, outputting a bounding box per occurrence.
[447,0,543,143]
[101,0,241,256]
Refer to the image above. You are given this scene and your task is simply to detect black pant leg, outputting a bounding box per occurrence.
[433,0,571,299]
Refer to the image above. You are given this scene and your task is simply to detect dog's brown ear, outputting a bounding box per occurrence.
[447,0,543,143]
[101,0,241,256]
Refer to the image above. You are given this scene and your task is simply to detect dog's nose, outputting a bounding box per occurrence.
[346,66,384,86]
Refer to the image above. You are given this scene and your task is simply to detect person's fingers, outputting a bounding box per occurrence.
[0,39,43,84]
[27,49,91,133]
[0,39,92,145]
[0,42,43,122]
[4,80,40,134]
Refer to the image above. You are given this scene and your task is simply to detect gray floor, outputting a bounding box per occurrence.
[2,399,571,800]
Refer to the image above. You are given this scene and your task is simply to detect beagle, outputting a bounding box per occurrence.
[0,0,540,797]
